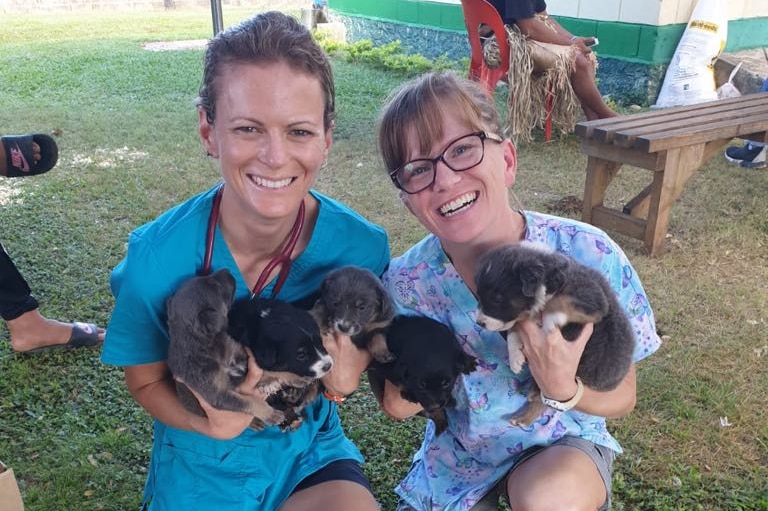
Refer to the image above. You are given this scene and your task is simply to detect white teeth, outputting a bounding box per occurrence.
[252,176,293,189]
[439,192,477,216]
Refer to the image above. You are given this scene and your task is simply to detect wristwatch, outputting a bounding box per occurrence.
[540,377,584,412]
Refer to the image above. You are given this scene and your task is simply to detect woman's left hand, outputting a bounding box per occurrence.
[516,320,593,401]
[321,331,372,397]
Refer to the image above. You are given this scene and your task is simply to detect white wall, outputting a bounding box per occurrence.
[438,0,768,25]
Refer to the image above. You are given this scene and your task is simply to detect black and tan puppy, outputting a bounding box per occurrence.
[311,266,396,363]
[229,297,333,430]
[166,269,283,425]
[474,242,635,426]
[369,315,478,435]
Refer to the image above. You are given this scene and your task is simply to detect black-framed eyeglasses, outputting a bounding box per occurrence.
[389,131,503,194]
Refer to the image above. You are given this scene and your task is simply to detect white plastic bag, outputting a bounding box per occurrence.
[716,62,742,99]
[654,0,728,108]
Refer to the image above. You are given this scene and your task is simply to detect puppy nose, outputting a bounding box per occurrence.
[336,321,351,334]
[476,318,486,328]
[321,360,333,373]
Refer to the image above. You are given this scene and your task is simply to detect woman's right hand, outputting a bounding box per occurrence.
[187,389,259,440]
[186,349,269,440]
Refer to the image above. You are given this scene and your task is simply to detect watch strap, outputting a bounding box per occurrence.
[540,376,584,412]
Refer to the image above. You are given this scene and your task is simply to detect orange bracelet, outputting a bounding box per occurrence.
[323,390,347,403]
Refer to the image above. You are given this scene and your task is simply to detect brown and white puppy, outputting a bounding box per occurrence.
[369,314,478,435]
[474,242,635,426]
[166,269,283,426]
[311,266,396,363]
[229,297,333,430]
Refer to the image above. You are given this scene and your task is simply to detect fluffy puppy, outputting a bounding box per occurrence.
[166,269,282,425]
[474,242,635,426]
[370,315,477,435]
[311,266,396,363]
[229,297,333,430]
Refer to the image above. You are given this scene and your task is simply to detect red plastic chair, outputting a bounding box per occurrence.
[459,0,553,141]
[460,0,510,94]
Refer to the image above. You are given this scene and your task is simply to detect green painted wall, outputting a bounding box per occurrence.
[328,0,768,65]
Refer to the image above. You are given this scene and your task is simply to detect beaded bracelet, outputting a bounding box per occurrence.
[323,390,347,403]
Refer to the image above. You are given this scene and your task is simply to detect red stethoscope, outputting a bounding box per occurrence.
[200,184,305,298]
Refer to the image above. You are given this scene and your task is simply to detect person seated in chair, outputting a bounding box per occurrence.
[487,0,616,120]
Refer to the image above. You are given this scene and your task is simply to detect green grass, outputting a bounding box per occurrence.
[1,6,767,511]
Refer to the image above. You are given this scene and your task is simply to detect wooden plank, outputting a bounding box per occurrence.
[643,145,704,256]
[613,103,768,149]
[574,93,768,142]
[581,157,621,224]
[640,119,768,152]
[623,184,652,218]
[591,206,647,240]
[579,139,665,170]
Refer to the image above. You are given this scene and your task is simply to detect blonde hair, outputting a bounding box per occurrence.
[377,71,501,174]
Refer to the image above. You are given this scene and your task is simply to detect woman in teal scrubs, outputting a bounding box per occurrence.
[102,12,388,510]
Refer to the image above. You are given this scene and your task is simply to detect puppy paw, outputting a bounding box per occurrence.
[506,332,526,373]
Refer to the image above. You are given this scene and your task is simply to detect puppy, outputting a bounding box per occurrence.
[474,242,635,427]
[369,315,478,435]
[229,297,333,430]
[166,269,282,425]
[311,266,396,363]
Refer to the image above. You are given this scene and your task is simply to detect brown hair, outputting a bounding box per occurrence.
[377,71,501,173]
[197,11,335,130]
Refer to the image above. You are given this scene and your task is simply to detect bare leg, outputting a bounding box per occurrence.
[281,480,379,511]
[571,53,617,120]
[506,445,607,511]
[6,309,105,352]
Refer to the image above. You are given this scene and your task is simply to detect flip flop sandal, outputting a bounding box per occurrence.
[20,322,103,354]
[1,133,59,178]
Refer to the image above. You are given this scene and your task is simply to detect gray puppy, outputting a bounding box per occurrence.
[311,266,396,363]
[475,242,635,427]
[166,269,284,425]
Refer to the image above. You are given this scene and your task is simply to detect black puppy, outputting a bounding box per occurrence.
[369,315,477,435]
[229,297,333,430]
[311,266,396,363]
[166,269,283,425]
[475,242,635,426]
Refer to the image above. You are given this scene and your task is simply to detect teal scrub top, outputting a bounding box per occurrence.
[102,185,389,510]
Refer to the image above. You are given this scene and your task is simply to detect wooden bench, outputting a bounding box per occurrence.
[575,92,768,256]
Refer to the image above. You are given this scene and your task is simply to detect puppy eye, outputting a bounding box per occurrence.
[356,303,368,311]
[418,381,428,389]
[297,348,309,362]
[441,379,452,390]
[491,293,503,304]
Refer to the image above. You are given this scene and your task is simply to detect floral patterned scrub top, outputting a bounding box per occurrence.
[382,211,661,511]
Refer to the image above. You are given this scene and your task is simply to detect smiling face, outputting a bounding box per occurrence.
[398,108,518,246]
[199,61,331,222]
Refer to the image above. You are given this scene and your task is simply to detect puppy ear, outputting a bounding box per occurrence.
[251,339,277,370]
[520,262,545,297]
[197,307,226,337]
[227,299,249,340]
[457,353,478,375]
[545,262,567,294]
[377,285,395,321]
[393,362,409,385]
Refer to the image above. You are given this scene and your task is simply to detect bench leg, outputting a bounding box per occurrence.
[582,157,622,224]
[644,145,705,256]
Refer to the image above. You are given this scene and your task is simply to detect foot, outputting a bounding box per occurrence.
[725,142,766,169]
[1,133,59,177]
[7,309,105,353]
[0,140,42,176]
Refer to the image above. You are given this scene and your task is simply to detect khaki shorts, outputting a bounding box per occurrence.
[397,436,614,511]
